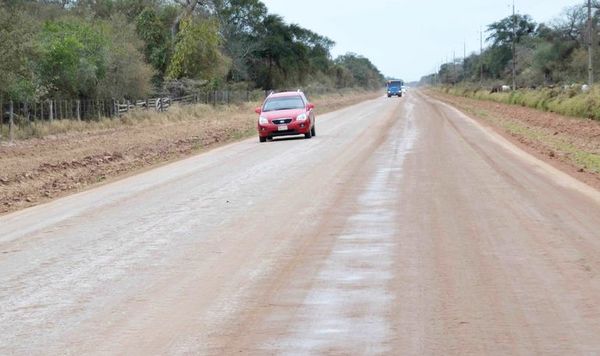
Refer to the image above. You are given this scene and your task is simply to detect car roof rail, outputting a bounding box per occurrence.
[266,89,303,97]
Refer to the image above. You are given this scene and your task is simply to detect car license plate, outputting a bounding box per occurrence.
[278,125,288,131]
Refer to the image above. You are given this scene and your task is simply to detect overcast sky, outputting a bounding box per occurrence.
[261,0,581,81]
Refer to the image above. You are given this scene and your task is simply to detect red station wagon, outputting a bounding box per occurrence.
[255,91,316,142]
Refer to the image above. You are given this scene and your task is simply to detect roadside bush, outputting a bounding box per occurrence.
[38,18,109,98]
[439,85,600,120]
[98,14,155,99]
[166,17,231,82]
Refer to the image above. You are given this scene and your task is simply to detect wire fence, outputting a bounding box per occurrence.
[0,89,270,143]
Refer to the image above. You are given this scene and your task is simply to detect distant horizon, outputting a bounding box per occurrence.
[261,0,581,81]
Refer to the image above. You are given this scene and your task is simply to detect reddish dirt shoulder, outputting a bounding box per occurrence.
[426,89,600,191]
[0,92,379,215]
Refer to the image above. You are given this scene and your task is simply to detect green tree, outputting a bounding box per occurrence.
[487,14,537,47]
[253,14,293,89]
[0,8,39,101]
[98,14,154,99]
[38,18,108,98]
[213,0,268,82]
[247,13,337,89]
[0,0,386,100]
[166,17,230,82]
[136,7,172,82]
[335,53,384,89]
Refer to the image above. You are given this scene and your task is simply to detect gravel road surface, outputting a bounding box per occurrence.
[2,91,600,355]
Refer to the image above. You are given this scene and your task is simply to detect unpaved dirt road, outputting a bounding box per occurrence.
[2,91,600,355]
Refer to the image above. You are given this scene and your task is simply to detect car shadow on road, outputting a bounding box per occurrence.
[270,136,311,142]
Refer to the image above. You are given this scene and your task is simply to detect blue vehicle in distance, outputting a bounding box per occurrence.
[386,80,404,98]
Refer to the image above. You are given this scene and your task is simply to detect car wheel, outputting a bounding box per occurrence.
[304,130,312,139]
[259,136,266,143]
[311,126,316,137]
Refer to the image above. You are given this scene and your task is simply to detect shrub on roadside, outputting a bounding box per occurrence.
[439,85,600,120]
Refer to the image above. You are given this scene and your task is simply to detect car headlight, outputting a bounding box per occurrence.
[296,113,307,122]
[259,116,269,125]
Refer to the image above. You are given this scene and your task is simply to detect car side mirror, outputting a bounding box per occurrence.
[307,103,315,110]
[255,107,262,114]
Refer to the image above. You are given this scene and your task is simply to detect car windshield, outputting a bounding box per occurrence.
[263,96,305,112]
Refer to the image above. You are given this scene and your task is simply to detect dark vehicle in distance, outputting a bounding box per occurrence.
[386,80,404,98]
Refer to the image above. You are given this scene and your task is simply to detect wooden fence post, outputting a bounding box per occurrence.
[49,100,54,122]
[24,102,30,125]
[0,97,3,143]
[76,100,81,121]
[0,96,3,143]
[9,100,14,144]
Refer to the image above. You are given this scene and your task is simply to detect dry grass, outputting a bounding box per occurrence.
[0,89,375,141]
[1,101,261,141]
[439,85,600,121]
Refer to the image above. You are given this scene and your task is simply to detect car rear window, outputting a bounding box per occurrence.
[263,96,305,112]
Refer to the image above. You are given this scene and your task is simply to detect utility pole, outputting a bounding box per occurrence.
[453,50,456,84]
[511,0,517,90]
[588,0,594,86]
[480,27,484,86]
[441,60,444,84]
[463,40,467,82]
[445,56,448,83]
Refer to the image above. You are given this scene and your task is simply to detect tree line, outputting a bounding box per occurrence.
[422,1,600,88]
[0,0,385,103]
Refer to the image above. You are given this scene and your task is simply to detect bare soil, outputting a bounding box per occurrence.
[0,91,379,215]
[427,89,600,190]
